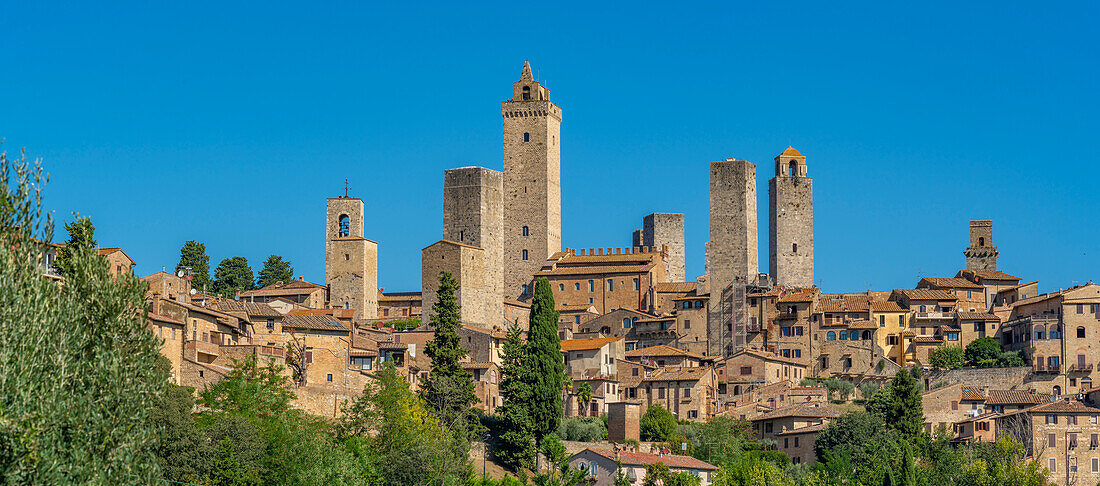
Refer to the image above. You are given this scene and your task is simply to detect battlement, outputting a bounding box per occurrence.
[567,245,667,257]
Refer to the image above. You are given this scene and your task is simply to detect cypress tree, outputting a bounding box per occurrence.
[526,277,567,445]
[177,240,212,291]
[420,271,478,435]
[494,323,536,469]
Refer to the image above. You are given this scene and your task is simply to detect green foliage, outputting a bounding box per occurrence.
[824,379,855,402]
[866,370,924,439]
[197,355,295,419]
[255,254,294,288]
[965,337,1003,368]
[929,345,965,370]
[575,382,593,412]
[557,417,607,442]
[643,462,701,486]
[213,256,255,296]
[859,381,881,400]
[52,215,95,277]
[640,404,677,442]
[422,271,480,438]
[177,240,212,291]
[0,149,166,483]
[997,350,1026,367]
[151,378,210,483]
[527,277,567,446]
[384,318,420,331]
[495,323,536,470]
[679,416,752,465]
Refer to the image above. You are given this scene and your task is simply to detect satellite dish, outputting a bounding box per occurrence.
[177,270,185,277]
[190,288,198,295]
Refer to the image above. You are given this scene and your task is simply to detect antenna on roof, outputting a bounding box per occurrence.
[344,178,350,197]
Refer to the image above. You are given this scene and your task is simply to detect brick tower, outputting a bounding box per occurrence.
[964,220,998,271]
[325,196,378,321]
[503,61,562,299]
[768,146,814,288]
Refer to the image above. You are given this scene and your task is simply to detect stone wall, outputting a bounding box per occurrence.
[965,220,999,271]
[768,152,814,288]
[924,366,1033,391]
[421,241,493,329]
[705,159,758,289]
[607,402,640,443]
[326,197,378,321]
[442,167,504,327]
[642,213,685,283]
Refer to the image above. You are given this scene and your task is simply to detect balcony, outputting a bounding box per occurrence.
[915,312,956,320]
[776,311,799,320]
[1033,364,1061,374]
[185,339,220,358]
[1003,315,1060,328]
[1069,363,1094,373]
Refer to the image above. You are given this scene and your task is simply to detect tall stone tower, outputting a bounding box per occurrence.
[640,213,686,282]
[503,61,562,299]
[705,158,758,290]
[325,196,378,321]
[421,167,504,329]
[964,220,998,271]
[768,146,814,288]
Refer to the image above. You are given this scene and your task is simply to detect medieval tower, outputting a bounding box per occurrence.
[503,61,562,299]
[964,220,998,271]
[768,146,815,287]
[325,196,378,321]
[638,213,686,283]
[705,158,758,290]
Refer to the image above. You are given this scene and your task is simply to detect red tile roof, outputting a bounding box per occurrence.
[780,146,803,157]
[756,403,841,421]
[626,344,704,360]
[776,423,829,436]
[1028,399,1100,413]
[560,336,622,352]
[147,312,184,325]
[984,390,1048,405]
[918,277,984,290]
[585,448,718,471]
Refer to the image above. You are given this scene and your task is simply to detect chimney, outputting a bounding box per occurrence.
[298,276,304,281]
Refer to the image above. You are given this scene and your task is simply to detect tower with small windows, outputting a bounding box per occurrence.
[964,220,998,271]
[503,61,562,299]
[768,146,815,287]
[325,196,378,320]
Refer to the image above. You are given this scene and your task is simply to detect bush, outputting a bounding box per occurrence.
[556,416,606,442]
[859,382,881,400]
[965,337,1003,367]
[929,345,965,369]
[640,404,677,442]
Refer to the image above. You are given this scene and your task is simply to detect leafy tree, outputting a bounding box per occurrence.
[421,271,479,436]
[495,323,536,469]
[213,256,255,296]
[929,345,965,370]
[151,361,210,483]
[557,417,607,442]
[643,462,701,486]
[52,215,95,277]
[385,318,420,331]
[526,277,567,446]
[824,378,855,402]
[640,404,677,442]
[965,337,1002,368]
[576,382,593,415]
[177,240,211,291]
[815,411,892,463]
[866,370,924,440]
[256,254,294,288]
[0,149,166,483]
[997,350,1026,367]
[680,416,751,465]
[197,355,295,420]
[859,382,881,400]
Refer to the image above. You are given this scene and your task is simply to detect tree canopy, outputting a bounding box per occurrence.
[213,256,255,296]
[640,404,677,442]
[176,240,211,291]
[420,271,479,437]
[52,215,95,277]
[256,254,294,288]
[525,277,567,445]
[965,337,1004,367]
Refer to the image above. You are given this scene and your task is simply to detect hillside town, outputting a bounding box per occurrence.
[20,62,1096,485]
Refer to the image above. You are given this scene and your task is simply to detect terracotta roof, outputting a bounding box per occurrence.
[776,423,829,436]
[756,403,841,421]
[378,342,407,350]
[378,292,421,302]
[1029,400,1100,413]
[727,348,805,367]
[957,311,999,320]
[777,289,816,303]
[147,312,184,325]
[282,314,348,332]
[349,349,378,357]
[847,320,878,330]
[96,247,122,255]
[626,344,703,359]
[208,300,283,317]
[643,366,711,382]
[961,388,986,401]
[1009,290,1068,308]
[871,301,906,312]
[997,280,1040,294]
[240,280,325,297]
[789,386,827,396]
[560,337,622,352]
[462,362,494,370]
[914,336,944,343]
[289,308,356,319]
[892,288,958,301]
[985,390,1048,405]
[504,299,531,308]
[780,146,803,157]
[535,264,656,276]
[919,277,984,290]
[969,270,1021,281]
[585,448,718,471]
[653,282,698,293]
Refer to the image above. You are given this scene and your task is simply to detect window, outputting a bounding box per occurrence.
[792,243,798,253]
[327,374,333,382]
[839,331,848,340]
[1049,457,1056,473]
[794,437,799,447]
[1079,304,1085,314]
[523,132,530,142]
[266,319,274,331]
[522,249,528,261]
[607,279,613,291]
[899,315,905,327]
[967,290,972,298]
[880,315,885,327]
[575,316,580,324]
[522,226,529,236]
[1079,327,1087,338]
[740,366,752,375]
[684,388,691,398]
[588,280,594,292]
[338,214,350,237]
[589,462,597,476]
[1093,458,1099,473]
[765,422,773,433]
[947,332,959,341]
[575,283,581,290]
[684,319,690,329]
[633,278,640,290]
[784,438,789,448]
[659,388,665,399]
[559,284,565,291]
[826,331,836,341]
[632,368,639,377]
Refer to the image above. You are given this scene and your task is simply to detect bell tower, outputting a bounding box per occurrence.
[325,196,378,321]
[503,61,562,298]
[964,220,998,271]
[768,146,815,287]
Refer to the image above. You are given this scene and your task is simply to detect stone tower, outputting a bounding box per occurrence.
[640,213,686,282]
[705,158,758,290]
[325,196,378,321]
[964,220,998,271]
[769,146,814,287]
[420,167,503,328]
[503,61,562,299]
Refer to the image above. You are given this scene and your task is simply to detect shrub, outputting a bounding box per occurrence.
[640,404,677,442]
[556,416,606,442]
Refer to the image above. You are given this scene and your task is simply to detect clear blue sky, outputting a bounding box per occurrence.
[3,1,1098,294]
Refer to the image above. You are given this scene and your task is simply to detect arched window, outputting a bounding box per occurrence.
[521,249,529,261]
[733,385,741,395]
[695,301,704,309]
[1034,324,1046,340]
[839,331,848,340]
[978,237,985,247]
[1053,385,1062,396]
[338,214,350,237]
[792,243,798,253]
[788,160,797,177]
[522,86,530,100]
[623,318,630,327]
[523,132,530,142]
[862,330,872,340]
[490,370,497,384]
[1078,327,1087,338]
[849,331,859,341]
[1050,324,1062,339]
[522,226,529,236]
[826,331,836,341]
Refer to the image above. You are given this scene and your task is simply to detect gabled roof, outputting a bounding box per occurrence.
[653,282,698,293]
[777,289,816,303]
[891,288,958,302]
[918,277,984,290]
[1028,399,1100,413]
[560,336,622,352]
[239,279,325,297]
[984,389,1048,405]
[957,269,1021,282]
[776,423,829,436]
[780,146,803,157]
[871,300,906,312]
[147,312,184,325]
[282,314,348,332]
[726,348,805,367]
[961,388,986,401]
[208,300,283,318]
[583,448,718,471]
[625,344,703,360]
[957,311,999,320]
[756,403,841,421]
[643,366,711,383]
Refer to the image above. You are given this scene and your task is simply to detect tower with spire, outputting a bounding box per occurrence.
[502,61,562,298]
[768,146,815,287]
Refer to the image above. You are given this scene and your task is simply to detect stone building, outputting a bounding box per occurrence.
[98,247,135,278]
[535,247,668,315]
[640,365,718,421]
[503,61,562,299]
[142,270,191,301]
[569,448,719,486]
[964,220,999,272]
[768,147,814,287]
[705,158,758,294]
[239,278,327,309]
[995,399,1100,485]
[1001,283,1100,395]
[421,240,494,329]
[633,213,685,283]
[377,291,422,320]
[325,196,378,321]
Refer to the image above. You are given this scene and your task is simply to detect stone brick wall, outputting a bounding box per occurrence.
[642,213,685,282]
[706,159,758,290]
[607,402,640,443]
[421,241,493,328]
[326,197,378,321]
[503,66,562,299]
[965,220,998,271]
[442,167,504,327]
[768,152,814,288]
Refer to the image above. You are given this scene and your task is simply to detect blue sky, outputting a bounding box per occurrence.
[3,1,1098,293]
